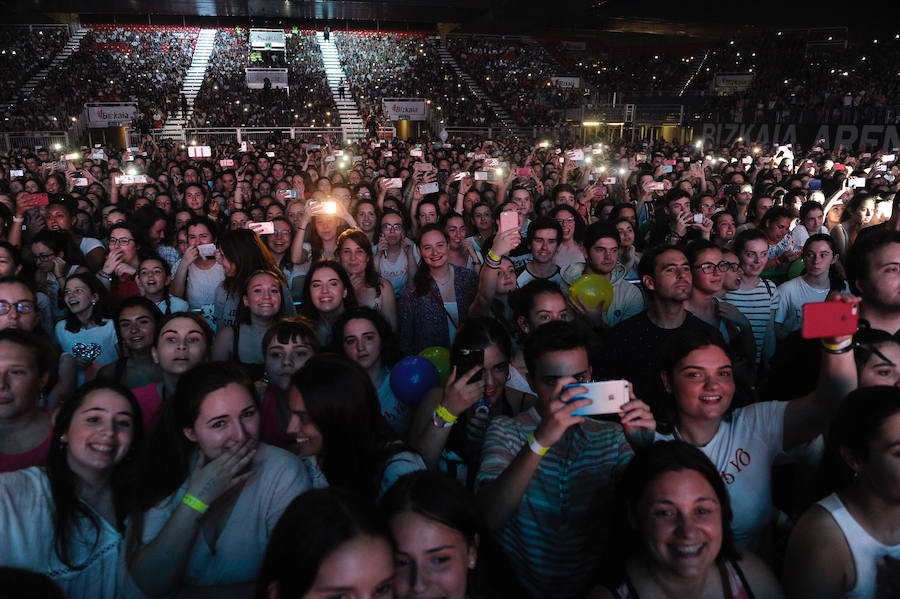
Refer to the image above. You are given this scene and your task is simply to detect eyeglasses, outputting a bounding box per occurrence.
[693,261,733,274]
[272,230,292,238]
[382,224,403,232]
[555,217,576,225]
[109,237,133,247]
[719,261,742,272]
[0,300,35,315]
[32,253,55,262]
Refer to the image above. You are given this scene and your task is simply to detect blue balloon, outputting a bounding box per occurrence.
[390,356,440,406]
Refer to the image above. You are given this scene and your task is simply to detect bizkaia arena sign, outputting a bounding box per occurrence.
[699,123,900,152]
[381,99,427,121]
[86,103,138,127]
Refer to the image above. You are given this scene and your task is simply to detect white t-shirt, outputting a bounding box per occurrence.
[776,277,831,334]
[174,261,225,310]
[79,236,104,257]
[516,263,567,291]
[655,401,788,552]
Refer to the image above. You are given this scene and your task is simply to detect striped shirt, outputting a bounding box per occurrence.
[725,279,779,364]
[476,407,633,599]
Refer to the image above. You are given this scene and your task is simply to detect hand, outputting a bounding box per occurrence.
[533,381,590,447]
[114,262,137,278]
[619,391,656,440]
[459,174,473,195]
[15,193,40,218]
[780,250,801,263]
[823,292,860,347]
[181,245,201,267]
[463,238,481,264]
[716,301,750,328]
[489,226,521,258]
[101,249,124,275]
[185,442,257,506]
[441,365,484,416]
[567,295,605,328]
[673,212,691,237]
[51,257,68,279]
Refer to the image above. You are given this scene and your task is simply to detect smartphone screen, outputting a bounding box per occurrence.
[456,348,484,383]
[500,210,518,233]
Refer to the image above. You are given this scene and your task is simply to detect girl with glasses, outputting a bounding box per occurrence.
[97,223,155,309]
[375,209,418,298]
[549,204,586,270]
[29,230,89,327]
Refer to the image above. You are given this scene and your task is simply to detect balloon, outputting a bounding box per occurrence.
[569,274,614,312]
[419,346,451,385]
[390,356,440,406]
[788,258,805,280]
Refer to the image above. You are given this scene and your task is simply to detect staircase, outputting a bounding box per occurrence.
[678,50,709,97]
[159,28,217,140]
[2,27,90,113]
[433,41,527,138]
[315,31,366,140]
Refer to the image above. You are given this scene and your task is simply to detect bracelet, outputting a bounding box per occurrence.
[98,271,113,281]
[12,216,24,223]
[527,433,549,456]
[487,249,501,263]
[485,260,500,269]
[434,404,457,424]
[182,493,208,514]
[822,337,854,354]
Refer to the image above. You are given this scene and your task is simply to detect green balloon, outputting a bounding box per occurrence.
[569,274,614,312]
[419,346,451,385]
[788,257,805,279]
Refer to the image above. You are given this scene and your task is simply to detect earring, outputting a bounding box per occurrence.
[59,435,68,446]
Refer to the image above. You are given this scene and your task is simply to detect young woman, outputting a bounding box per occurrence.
[254,488,395,599]
[95,297,163,390]
[131,312,213,434]
[760,206,801,271]
[443,212,481,271]
[55,273,119,383]
[776,234,846,337]
[257,318,320,451]
[287,354,425,500]
[135,256,189,315]
[549,204,586,269]
[214,228,291,330]
[128,364,312,598]
[263,216,304,300]
[653,326,856,554]
[337,229,398,330]
[784,387,900,599]
[588,441,783,599]
[399,225,479,356]
[383,470,525,599]
[290,200,357,267]
[468,229,520,335]
[712,210,737,250]
[212,270,285,381]
[374,208,419,297]
[0,381,143,598]
[831,193,877,260]
[333,307,405,438]
[467,201,495,257]
[409,317,536,481]
[170,217,225,312]
[29,230,88,325]
[299,259,358,346]
[98,223,154,308]
[354,198,380,246]
[853,328,900,388]
[0,329,54,473]
[612,217,641,280]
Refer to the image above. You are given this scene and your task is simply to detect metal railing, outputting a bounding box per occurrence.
[0,131,69,152]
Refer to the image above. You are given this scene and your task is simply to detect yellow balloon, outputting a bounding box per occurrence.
[569,274,614,312]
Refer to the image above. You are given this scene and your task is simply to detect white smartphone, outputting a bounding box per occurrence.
[418,182,439,195]
[474,171,495,182]
[197,243,217,258]
[849,177,867,188]
[410,149,423,158]
[10,169,23,177]
[647,181,665,191]
[309,200,337,215]
[693,213,704,224]
[384,178,403,189]
[248,221,275,235]
[73,178,89,187]
[565,380,630,416]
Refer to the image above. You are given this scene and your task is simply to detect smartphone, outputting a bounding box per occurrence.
[309,144,321,150]
[834,164,847,171]
[383,151,393,158]
[266,151,275,158]
[197,243,218,258]
[809,179,822,191]
[309,200,337,215]
[418,182,439,195]
[500,210,518,233]
[384,178,403,189]
[456,348,484,383]
[10,169,23,177]
[73,178,88,187]
[665,159,677,166]
[604,177,617,185]
[802,302,858,339]
[324,155,335,163]
[484,158,499,168]
[240,142,250,152]
[741,156,752,165]
[693,213,704,224]
[849,177,867,188]
[333,150,344,157]
[410,149,423,158]
[248,221,275,235]
[278,189,298,199]
[564,380,630,416]
[29,193,50,206]
[64,153,80,161]
[451,172,468,183]
[219,159,234,167]
[883,154,896,163]
[187,145,212,158]
[91,152,105,160]
[647,181,665,191]
[474,171,495,182]
[663,165,673,173]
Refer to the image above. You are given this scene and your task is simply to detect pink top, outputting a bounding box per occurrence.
[0,409,54,473]
[259,385,295,451]
[132,382,164,434]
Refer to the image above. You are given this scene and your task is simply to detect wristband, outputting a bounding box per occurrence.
[487,249,501,263]
[12,216,24,223]
[822,337,853,354]
[527,433,549,456]
[182,493,208,514]
[98,271,113,281]
[434,404,457,424]
[485,260,499,269]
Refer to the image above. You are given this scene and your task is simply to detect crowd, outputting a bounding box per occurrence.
[1,25,197,132]
[189,29,336,128]
[448,36,582,127]
[0,122,898,599]
[333,31,500,128]
[0,26,69,104]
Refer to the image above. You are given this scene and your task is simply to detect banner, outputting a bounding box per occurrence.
[382,99,427,121]
[551,76,581,88]
[246,69,288,89]
[714,73,754,93]
[249,29,286,50]
[698,123,900,152]
[85,103,138,127]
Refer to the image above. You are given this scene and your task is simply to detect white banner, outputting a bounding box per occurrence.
[85,103,138,127]
[382,99,427,121]
[714,73,754,93]
[249,29,286,49]
[551,76,581,89]
[246,69,289,89]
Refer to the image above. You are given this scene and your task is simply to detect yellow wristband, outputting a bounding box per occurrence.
[822,337,853,352]
[487,249,501,263]
[434,404,457,424]
[182,493,208,514]
[527,433,549,456]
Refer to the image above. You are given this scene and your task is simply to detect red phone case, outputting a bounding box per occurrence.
[802,302,858,339]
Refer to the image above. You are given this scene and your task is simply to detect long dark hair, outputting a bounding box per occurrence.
[255,488,391,599]
[289,354,402,501]
[113,296,163,357]
[331,306,401,368]
[336,228,380,290]
[308,213,350,263]
[236,269,286,325]
[48,381,144,568]
[62,272,111,332]
[30,229,86,268]
[299,259,357,324]
[413,224,450,297]
[136,362,254,509]
[217,228,285,296]
[802,233,846,293]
